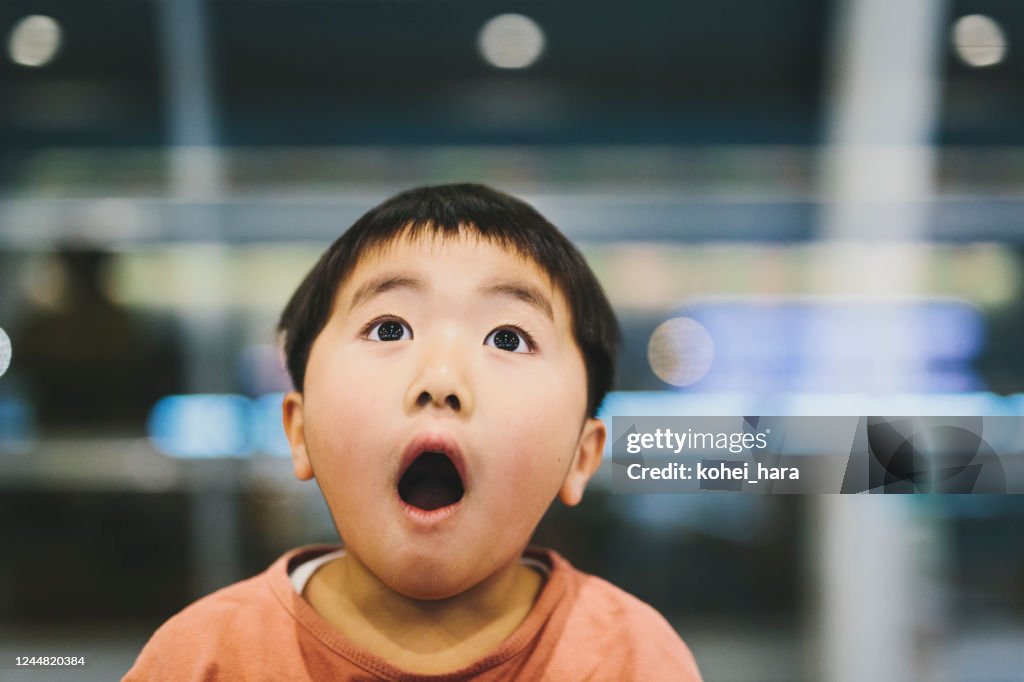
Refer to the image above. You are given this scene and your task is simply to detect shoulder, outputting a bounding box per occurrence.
[152,573,278,640]
[123,575,282,681]
[544,552,703,681]
[122,547,337,682]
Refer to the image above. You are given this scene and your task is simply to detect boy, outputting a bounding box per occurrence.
[126,184,702,680]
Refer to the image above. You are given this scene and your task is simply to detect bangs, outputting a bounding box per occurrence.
[361,221,534,266]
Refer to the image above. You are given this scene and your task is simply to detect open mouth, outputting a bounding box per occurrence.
[398,451,465,511]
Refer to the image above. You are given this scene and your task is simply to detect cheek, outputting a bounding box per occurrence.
[484,383,581,497]
[310,349,396,426]
[303,361,394,492]
[504,361,587,442]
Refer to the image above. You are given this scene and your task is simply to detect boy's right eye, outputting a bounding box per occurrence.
[366,319,412,341]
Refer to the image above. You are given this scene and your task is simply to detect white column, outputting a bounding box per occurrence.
[813,1,948,681]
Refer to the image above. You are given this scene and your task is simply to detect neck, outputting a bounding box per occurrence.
[307,550,544,673]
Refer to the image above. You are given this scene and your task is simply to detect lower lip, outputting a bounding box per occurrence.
[398,497,462,524]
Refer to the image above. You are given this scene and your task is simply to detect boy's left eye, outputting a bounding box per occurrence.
[484,328,533,353]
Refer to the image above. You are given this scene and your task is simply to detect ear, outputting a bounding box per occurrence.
[558,417,606,506]
[282,391,314,481]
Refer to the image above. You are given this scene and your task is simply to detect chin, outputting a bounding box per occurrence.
[384,567,473,601]
[372,547,485,600]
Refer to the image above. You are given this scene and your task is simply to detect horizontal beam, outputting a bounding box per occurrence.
[2,194,1024,247]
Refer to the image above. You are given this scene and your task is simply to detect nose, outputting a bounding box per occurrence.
[404,333,474,417]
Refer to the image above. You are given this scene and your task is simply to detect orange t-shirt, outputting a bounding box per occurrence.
[124,545,702,681]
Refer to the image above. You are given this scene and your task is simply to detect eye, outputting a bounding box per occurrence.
[367,319,412,341]
[484,327,534,353]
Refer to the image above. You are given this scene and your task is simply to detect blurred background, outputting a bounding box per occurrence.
[1,0,1023,679]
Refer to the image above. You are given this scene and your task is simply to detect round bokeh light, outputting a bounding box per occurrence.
[477,14,545,69]
[952,14,1007,67]
[647,317,715,387]
[0,327,11,378]
[8,15,62,67]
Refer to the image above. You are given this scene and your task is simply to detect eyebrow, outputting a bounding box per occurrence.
[347,273,554,322]
[480,281,554,321]
[348,274,426,311]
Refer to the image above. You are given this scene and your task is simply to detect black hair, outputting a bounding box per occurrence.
[277,183,619,418]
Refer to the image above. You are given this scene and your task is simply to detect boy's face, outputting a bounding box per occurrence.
[283,232,605,599]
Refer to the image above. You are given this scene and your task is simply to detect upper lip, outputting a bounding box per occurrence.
[397,431,469,490]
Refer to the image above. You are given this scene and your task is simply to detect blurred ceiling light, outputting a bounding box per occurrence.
[952,14,1007,67]
[647,317,715,387]
[478,14,545,69]
[7,15,62,67]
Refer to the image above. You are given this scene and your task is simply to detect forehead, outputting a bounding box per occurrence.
[340,230,564,306]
